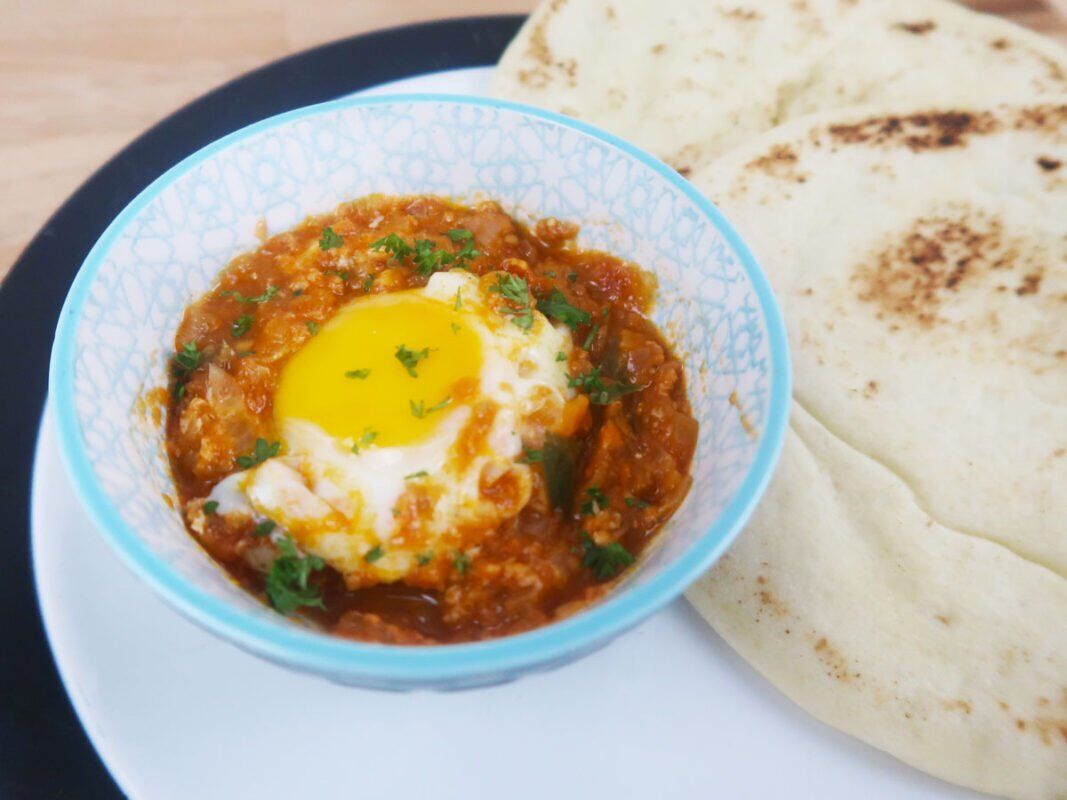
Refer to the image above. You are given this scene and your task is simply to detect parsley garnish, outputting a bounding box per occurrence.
[404,470,429,480]
[370,230,478,274]
[306,321,319,335]
[412,239,453,276]
[253,520,276,537]
[202,500,219,515]
[350,428,377,454]
[444,229,479,265]
[364,545,385,563]
[580,486,609,515]
[445,228,473,243]
[625,497,652,509]
[556,351,567,362]
[454,289,463,311]
[231,314,254,338]
[537,289,590,330]
[489,273,534,330]
[519,448,543,463]
[410,396,451,418]
[235,438,280,469]
[582,323,600,351]
[451,322,461,334]
[580,533,635,581]
[345,369,371,379]
[265,535,325,614]
[325,268,349,282]
[568,367,641,405]
[416,551,434,566]
[369,233,413,262]
[171,342,203,400]
[362,273,376,292]
[172,342,202,378]
[395,344,431,377]
[567,272,578,283]
[222,286,279,304]
[319,226,344,251]
[453,550,471,576]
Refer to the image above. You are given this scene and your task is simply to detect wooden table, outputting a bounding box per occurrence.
[2,0,1062,282]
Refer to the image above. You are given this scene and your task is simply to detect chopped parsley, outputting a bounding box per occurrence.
[445,228,474,243]
[172,342,203,378]
[556,351,567,362]
[235,438,280,469]
[444,228,479,265]
[410,396,451,419]
[452,550,471,576]
[580,533,635,581]
[350,428,378,454]
[395,344,431,378]
[412,239,453,276]
[625,497,652,509]
[221,285,279,304]
[567,272,578,283]
[537,289,590,330]
[404,470,429,480]
[568,367,641,405]
[369,230,478,274]
[253,520,276,537]
[364,545,385,563]
[202,500,219,515]
[580,486,609,515]
[582,322,600,351]
[319,226,344,251]
[325,268,349,282]
[454,289,463,311]
[519,448,543,464]
[489,272,534,330]
[265,535,325,614]
[369,233,413,262]
[451,322,461,334]
[344,368,371,380]
[170,342,203,400]
[305,321,320,335]
[416,551,434,566]
[231,314,254,338]
[362,273,376,292]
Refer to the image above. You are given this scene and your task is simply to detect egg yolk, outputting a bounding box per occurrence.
[274,290,483,447]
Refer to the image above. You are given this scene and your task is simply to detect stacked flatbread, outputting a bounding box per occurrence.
[497,2,1067,798]
[496,0,1067,172]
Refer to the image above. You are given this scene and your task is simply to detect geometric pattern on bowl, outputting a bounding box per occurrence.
[51,96,790,689]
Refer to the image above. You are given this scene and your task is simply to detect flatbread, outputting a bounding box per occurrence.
[494,0,1067,176]
[686,101,1067,799]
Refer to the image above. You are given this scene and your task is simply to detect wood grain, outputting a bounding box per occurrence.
[1,0,1063,282]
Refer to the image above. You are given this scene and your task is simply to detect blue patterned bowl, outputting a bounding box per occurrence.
[49,95,790,689]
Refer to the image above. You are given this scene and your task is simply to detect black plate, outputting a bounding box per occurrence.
[0,16,523,797]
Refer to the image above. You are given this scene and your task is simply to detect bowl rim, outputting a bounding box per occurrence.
[49,93,791,683]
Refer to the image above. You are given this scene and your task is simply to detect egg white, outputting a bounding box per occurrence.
[209,271,575,586]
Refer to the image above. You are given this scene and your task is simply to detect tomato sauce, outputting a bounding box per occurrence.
[165,195,697,644]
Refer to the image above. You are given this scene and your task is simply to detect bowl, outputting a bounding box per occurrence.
[49,94,791,690]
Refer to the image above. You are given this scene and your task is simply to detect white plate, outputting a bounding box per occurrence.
[32,67,979,800]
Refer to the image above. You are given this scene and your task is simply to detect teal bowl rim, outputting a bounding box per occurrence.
[49,93,791,684]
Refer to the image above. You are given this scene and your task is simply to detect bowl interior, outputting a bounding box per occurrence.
[52,96,787,684]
